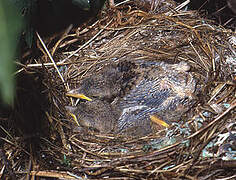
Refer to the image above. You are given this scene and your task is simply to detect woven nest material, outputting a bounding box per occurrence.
[3,0,236,179]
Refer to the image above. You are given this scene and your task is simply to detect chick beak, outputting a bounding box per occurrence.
[66,89,92,101]
[150,115,170,128]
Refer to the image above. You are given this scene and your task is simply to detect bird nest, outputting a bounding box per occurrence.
[2,0,236,179]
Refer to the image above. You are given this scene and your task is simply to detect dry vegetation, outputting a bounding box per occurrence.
[1,0,236,179]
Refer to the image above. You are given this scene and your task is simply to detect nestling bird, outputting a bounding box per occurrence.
[66,60,197,136]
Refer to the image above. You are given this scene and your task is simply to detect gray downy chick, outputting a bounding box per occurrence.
[66,61,197,136]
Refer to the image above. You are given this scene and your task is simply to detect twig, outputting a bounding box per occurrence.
[189,39,210,72]
[175,0,190,11]
[61,19,113,63]
[0,149,16,179]
[188,99,236,139]
[36,32,67,88]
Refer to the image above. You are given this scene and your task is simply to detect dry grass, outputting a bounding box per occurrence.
[1,0,235,179]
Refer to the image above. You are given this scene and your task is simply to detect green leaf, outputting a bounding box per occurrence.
[11,0,37,47]
[0,0,22,104]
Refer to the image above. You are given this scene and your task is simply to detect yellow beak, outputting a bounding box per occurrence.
[69,113,80,127]
[66,92,92,101]
[150,115,170,128]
